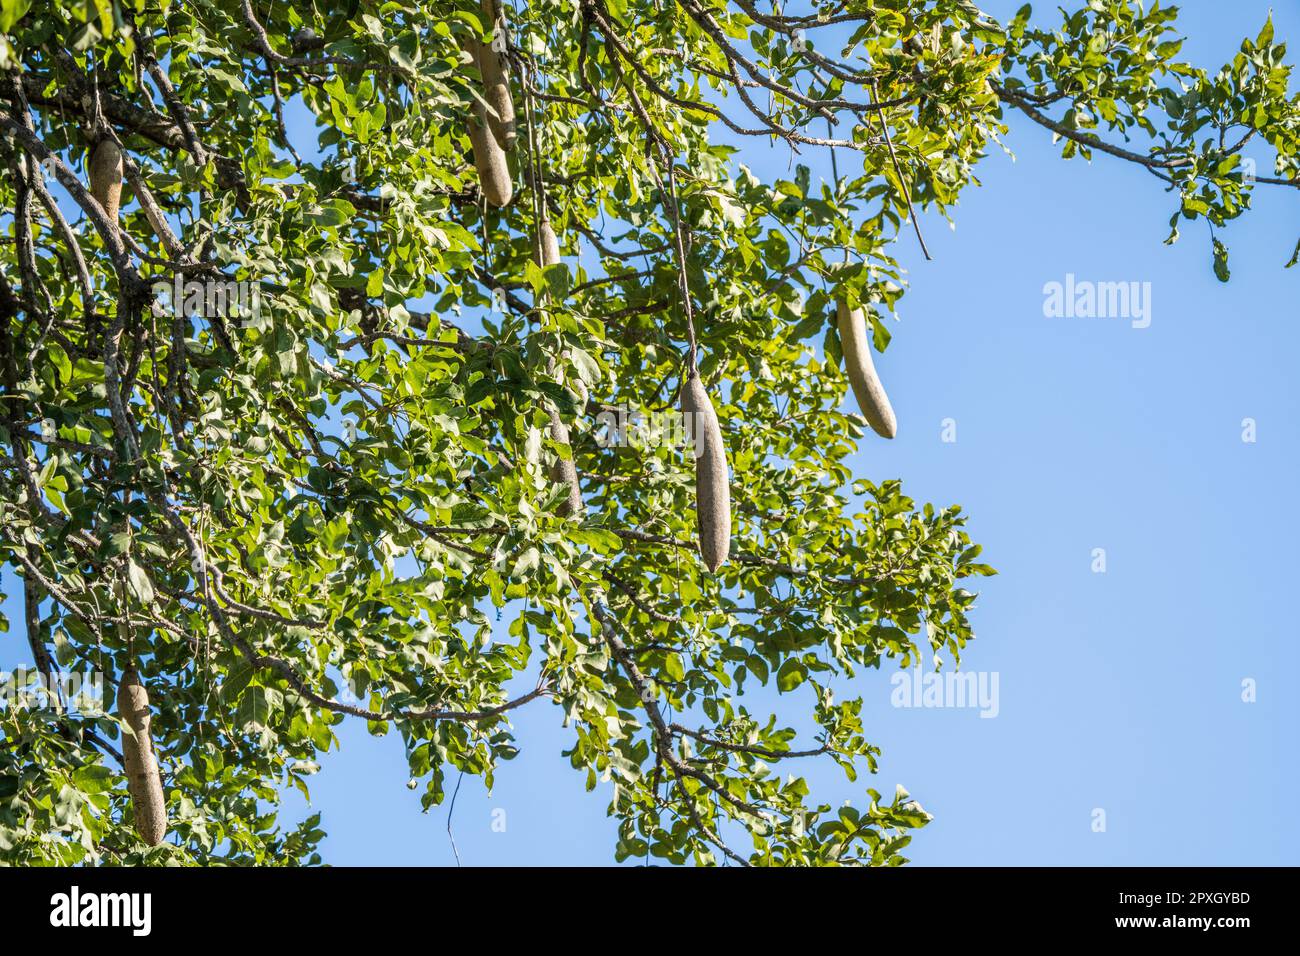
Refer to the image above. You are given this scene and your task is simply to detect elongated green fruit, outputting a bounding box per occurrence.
[89,139,123,222]
[548,409,584,517]
[681,370,730,571]
[534,219,581,514]
[536,216,560,268]
[118,667,167,846]
[475,0,517,151]
[836,300,897,439]
[469,100,512,207]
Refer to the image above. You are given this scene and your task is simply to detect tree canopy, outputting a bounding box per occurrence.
[0,0,1294,865]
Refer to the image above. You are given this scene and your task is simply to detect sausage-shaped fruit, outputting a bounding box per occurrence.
[89,139,124,222]
[536,217,560,268]
[118,667,167,846]
[534,218,580,513]
[681,370,730,571]
[548,409,584,517]
[474,0,517,151]
[469,100,512,207]
[836,300,897,439]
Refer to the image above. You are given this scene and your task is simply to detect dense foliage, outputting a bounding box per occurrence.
[0,0,1293,865]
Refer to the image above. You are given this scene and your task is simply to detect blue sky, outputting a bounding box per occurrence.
[4,2,1296,866]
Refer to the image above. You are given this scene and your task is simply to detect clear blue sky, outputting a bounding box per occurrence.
[3,1,1296,866]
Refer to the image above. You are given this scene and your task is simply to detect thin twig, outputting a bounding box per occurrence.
[870,80,930,261]
[446,770,465,867]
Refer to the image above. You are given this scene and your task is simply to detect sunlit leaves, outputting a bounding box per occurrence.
[9,0,1283,868]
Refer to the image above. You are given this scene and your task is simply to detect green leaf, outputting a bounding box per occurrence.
[0,0,33,32]
[125,559,155,605]
[776,658,807,692]
[1212,238,1231,282]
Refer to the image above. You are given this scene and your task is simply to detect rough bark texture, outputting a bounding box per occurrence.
[836,300,897,439]
[88,139,123,222]
[118,667,167,846]
[681,370,730,571]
